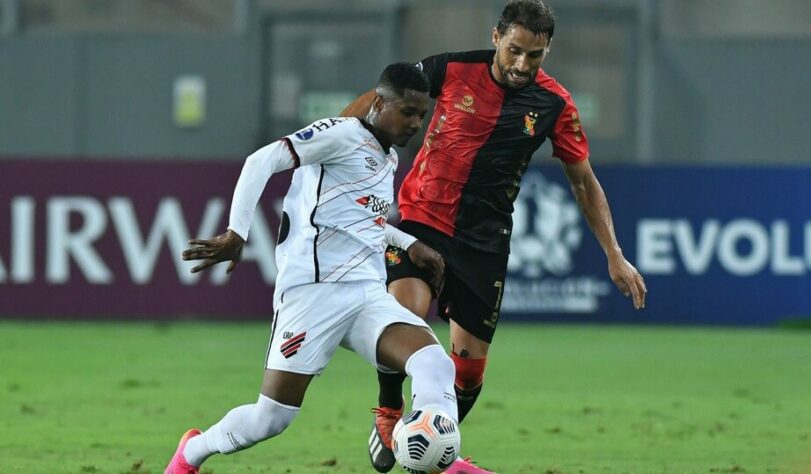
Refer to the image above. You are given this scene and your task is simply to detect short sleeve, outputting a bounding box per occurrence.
[283,117,357,167]
[416,53,448,99]
[551,99,590,164]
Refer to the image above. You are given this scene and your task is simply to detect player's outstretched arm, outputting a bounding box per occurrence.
[340,89,376,119]
[182,229,245,274]
[560,159,647,309]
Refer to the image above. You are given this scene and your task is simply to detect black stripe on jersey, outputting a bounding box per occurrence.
[282,137,301,168]
[333,249,380,282]
[310,165,326,282]
[317,164,394,209]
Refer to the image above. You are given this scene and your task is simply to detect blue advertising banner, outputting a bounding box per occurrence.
[502,165,811,326]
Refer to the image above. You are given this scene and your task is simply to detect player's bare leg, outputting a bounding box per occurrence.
[442,321,495,474]
[165,370,312,473]
[388,277,434,317]
[368,319,453,473]
[448,320,490,422]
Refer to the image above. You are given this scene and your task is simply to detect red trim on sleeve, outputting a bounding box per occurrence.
[281,137,301,168]
[535,69,590,164]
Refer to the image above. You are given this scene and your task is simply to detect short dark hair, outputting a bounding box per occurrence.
[497,0,555,40]
[377,62,430,97]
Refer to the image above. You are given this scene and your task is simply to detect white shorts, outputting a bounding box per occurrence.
[264,280,432,375]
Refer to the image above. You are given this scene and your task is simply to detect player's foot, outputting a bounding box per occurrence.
[442,456,496,474]
[368,405,403,472]
[164,428,202,474]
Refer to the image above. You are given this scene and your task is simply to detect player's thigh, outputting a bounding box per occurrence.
[265,282,363,377]
[388,277,433,318]
[341,281,436,373]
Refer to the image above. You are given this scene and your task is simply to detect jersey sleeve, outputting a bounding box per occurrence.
[416,53,448,99]
[551,98,590,164]
[283,117,358,167]
[227,140,297,240]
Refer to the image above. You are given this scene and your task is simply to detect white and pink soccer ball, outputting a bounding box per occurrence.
[392,405,461,474]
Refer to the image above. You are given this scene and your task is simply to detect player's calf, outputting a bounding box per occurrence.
[178,395,299,467]
[451,352,487,422]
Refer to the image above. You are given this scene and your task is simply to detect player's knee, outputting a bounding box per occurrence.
[247,395,300,443]
[451,352,487,389]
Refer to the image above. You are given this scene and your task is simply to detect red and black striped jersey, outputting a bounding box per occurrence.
[398,50,589,254]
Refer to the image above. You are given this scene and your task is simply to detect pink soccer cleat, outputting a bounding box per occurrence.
[164,428,202,474]
[442,456,496,474]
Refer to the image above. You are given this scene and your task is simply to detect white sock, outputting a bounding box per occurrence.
[405,344,459,422]
[183,394,299,466]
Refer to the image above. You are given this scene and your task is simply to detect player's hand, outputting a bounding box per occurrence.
[407,240,445,295]
[608,254,647,309]
[182,229,245,274]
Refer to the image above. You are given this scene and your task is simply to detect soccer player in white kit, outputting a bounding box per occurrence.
[164,63,459,474]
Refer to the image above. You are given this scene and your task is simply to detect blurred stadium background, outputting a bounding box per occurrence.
[1,1,811,472]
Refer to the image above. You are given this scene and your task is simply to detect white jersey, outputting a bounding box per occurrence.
[227,117,399,298]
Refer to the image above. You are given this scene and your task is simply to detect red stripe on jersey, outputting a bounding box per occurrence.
[534,69,589,164]
[398,61,505,237]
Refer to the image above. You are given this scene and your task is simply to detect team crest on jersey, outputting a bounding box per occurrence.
[385,248,403,266]
[523,111,539,136]
[280,331,306,359]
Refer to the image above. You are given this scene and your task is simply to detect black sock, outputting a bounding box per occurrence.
[455,383,483,423]
[377,370,406,409]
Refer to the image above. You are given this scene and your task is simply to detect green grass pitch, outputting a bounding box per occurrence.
[1,322,810,473]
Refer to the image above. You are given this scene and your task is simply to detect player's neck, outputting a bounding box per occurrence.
[360,118,392,153]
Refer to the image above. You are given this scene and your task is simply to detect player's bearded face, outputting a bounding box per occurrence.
[492,24,549,89]
[375,91,430,147]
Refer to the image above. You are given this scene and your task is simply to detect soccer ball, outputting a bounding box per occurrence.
[392,404,460,474]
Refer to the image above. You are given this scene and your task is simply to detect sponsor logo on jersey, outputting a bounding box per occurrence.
[523,111,539,136]
[355,194,391,215]
[454,95,476,114]
[280,331,306,359]
[570,112,583,142]
[295,128,314,140]
[364,156,379,171]
[385,248,403,266]
[294,118,346,141]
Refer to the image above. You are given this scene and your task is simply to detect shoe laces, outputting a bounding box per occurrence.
[371,406,402,448]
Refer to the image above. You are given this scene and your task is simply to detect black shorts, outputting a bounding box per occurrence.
[385,220,508,344]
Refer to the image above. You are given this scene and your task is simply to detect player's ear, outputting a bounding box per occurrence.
[491,27,500,47]
[372,94,385,114]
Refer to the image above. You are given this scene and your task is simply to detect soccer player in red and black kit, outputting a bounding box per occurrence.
[344,2,647,472]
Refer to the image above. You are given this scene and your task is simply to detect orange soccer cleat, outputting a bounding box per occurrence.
[368,405,403,472]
